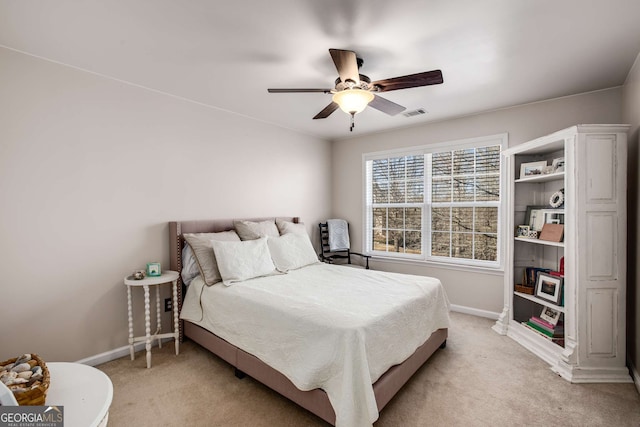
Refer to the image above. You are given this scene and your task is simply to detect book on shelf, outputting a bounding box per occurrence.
[526,321,555,337]
[523,267,551,287]
[529,316,555,331]
[522,321,565,342]
[525,315,564,338]
[548,270,564,278]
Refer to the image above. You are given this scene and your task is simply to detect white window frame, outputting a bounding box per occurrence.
[363,133,507,270]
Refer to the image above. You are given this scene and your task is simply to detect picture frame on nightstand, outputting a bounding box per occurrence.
[146,262,161,277]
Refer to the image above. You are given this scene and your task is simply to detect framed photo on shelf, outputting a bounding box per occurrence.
[535,272,563,305]
[516,225,530,237]
[524,205,546,231]
[519,161,547,179]
[525,206,564,232]
[543,209,564,224]
[552,157,565,173]
[540,306,561,326]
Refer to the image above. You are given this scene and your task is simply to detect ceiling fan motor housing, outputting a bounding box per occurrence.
[334,74,373,92]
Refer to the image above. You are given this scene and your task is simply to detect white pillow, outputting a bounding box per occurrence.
[275,219,307,235]
[183,231,241,286]
[234,220,280,240]
[211,237,277,286]
[181,243,200,286]
[267,233,319,272]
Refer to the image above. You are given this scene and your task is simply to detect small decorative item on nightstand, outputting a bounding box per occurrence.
[146,262,161,277]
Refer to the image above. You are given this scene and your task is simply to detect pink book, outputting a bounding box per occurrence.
[530,316,555,330]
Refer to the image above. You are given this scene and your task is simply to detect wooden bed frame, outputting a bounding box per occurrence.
[169,217,447,425]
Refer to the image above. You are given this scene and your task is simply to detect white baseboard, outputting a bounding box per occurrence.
[450,304,500,320]
[75,338,173,366]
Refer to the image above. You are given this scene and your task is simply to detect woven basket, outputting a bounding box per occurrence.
[0,354,50,405]
[515,284,535,295]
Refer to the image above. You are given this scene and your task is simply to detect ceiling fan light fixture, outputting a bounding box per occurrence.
[332,89,374,115]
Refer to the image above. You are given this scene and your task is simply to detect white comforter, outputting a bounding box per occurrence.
[181,263,450,427]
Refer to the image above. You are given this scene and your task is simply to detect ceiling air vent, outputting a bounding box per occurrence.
[402,108,427,118]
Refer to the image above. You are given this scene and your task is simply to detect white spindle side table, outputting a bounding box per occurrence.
[124,270,180,368]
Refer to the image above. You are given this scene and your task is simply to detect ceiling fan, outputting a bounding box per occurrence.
[268,48,443,131]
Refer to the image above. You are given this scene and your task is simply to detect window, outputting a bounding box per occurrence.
[364,134,505,268]
[369,155,424,255]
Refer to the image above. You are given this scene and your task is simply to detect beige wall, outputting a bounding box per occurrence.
[331,88,623,314]
[0,47,332,361]
[622,52,640,379]
[2,41,636,369]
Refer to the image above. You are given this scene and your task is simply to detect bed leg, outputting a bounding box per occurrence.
[439,340,447,349]
[234,368,246,379]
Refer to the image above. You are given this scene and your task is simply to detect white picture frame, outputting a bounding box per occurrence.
[535,272,563,305]
[519,161,548,179]
[540,306,561,326]
[552,157,565,173]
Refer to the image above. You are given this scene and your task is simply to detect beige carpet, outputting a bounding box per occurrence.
[98,312,640,426]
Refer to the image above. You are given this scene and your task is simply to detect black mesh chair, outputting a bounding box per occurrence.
[318,222,370,269]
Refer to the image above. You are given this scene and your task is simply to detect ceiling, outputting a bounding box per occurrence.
[2,0,640,140]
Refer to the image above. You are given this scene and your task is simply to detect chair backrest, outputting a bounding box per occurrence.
[318,222,350,260]
[319,222,331,258]
[0,381,18,406]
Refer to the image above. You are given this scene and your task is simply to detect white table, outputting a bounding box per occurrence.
[124,270,180,368]
[46,362,113,427]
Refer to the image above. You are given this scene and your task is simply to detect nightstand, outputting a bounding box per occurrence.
[124,270,180,368]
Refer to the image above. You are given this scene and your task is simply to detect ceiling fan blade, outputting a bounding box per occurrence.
[268,88,332,93]
[368,95,406,116]
[329,49,360,84]
[372,70,443,92]
[313,102,339,119]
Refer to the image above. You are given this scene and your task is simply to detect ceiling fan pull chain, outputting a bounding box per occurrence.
[350,112,355,132]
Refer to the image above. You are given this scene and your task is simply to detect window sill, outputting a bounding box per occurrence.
[368,255,505,276]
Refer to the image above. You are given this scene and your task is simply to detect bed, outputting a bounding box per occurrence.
[169,217,449,427]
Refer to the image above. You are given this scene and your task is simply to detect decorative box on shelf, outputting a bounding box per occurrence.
[514,284,534,295]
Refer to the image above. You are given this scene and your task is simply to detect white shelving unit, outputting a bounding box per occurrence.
[492,124,632,383]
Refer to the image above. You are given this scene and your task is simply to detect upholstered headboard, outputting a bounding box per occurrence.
[168,217,300,341]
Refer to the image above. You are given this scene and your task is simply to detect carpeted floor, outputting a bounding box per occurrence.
[98,312,640,426]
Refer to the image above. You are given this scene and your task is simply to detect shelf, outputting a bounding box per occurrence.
[497,125,629,382]
[514,237,564,247]
[514,291,565,312]
[515,171,564,183]
[515,322,565,348]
